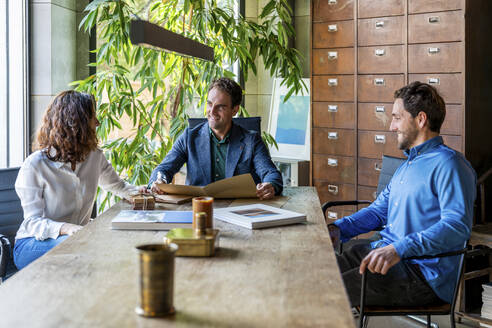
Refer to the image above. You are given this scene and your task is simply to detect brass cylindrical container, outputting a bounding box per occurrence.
[192,197,214,229]
[135,243,178,317]
[194,212,207,236]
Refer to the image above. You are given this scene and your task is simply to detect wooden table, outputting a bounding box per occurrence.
[0,187,354,327]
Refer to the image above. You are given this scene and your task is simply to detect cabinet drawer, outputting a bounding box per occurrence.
[409,11,464,44]
[358,0,404,18]
[409,42,463,73]
[358,74,405,103]
[443,135,462,152]
[358,103,392,131]
[313,128,356,156]
[313,75,354,102]
[313,48,355,75]
[313,0,354,22]
[358,185,378,202]
[358,45,404,74]
[358,157,382,187]
[313,154,356,183]
[315,180,356,203]
[313,20,354,48]
[358,131,403,159]
[409,73,463,104]
[409,0,462,14]
[313,102,356,129]
[323,207,356,224]
[358,16,404,46]
[441,105,462,135]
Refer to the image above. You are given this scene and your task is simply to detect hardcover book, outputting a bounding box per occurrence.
[111,210,193,230]
[214,204,306,229]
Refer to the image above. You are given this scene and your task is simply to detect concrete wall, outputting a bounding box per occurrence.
[29,0,89,147]
[243,0,310,132]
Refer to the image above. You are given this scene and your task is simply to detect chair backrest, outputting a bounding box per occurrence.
[188,117,262,133]
[0,167,24,246]
[376,155,405,197]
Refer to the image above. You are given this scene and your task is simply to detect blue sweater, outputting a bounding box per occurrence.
[334,136,476,303]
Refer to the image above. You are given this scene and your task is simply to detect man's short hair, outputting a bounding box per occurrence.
[394,81,446,133]
[208,77,243,107]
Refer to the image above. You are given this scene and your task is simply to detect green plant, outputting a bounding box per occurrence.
[72,0,306,211]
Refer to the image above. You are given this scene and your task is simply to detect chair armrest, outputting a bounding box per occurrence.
[0,235,11,279]
[322,200,371,213]
[404,248,467,261]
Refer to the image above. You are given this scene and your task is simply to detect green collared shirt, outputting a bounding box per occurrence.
[210,128,230,182]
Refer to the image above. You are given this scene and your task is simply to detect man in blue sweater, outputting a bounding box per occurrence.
[329,81,476,307]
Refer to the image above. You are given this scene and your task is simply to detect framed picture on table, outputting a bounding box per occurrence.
[267,78,310,161]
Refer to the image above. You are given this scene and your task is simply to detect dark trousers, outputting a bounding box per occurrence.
[336,239,444,307]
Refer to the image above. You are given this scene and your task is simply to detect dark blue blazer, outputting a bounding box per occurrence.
[149,122,283,195]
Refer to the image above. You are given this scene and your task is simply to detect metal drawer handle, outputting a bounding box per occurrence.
[328,24,338,32]
[327,158,338,167]
[328,185,339,194]
[375,21,385,28]
[428,77,440,85]
[327,211,338,220]
[428,47,440,54]
[328,132,338,140]
[328,78,338,86]
[375,105,385,113]
[374,78,385,86]
[428,16,440,23]
[328,0,337,4]
[328,104,338,112]
[374,162,382,171]
[372,192,377,199]
[327,51,338,60]
[375,49,385,56]
[374,135,386,143]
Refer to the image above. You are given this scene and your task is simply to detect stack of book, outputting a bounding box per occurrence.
[481,282,492,327]
[131,194,155,210]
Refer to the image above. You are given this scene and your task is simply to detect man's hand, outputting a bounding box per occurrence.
[256,182,275,200]
[60,223,83,236]
[359,244,400,275]
[150,172,167,195]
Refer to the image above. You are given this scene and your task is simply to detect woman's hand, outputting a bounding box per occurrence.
[60,223,83,236]
[138,185,150,194]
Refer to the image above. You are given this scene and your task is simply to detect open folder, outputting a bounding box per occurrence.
[156,173,257,198]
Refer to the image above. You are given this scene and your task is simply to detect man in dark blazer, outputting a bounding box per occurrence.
[148,77,282,199]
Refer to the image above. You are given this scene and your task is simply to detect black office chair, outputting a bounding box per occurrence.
[323,155,405,253]
[188,116,262,133]
[358,245,492,328]
[0,167,23,282]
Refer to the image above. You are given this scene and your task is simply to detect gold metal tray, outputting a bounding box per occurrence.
[165,228,219,257]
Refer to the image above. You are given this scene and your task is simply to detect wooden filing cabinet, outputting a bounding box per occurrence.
[311,0,492,224]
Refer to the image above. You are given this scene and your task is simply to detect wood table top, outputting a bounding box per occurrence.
[0,187,354,327]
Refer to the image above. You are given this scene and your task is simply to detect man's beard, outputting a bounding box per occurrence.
[398,127,419,150]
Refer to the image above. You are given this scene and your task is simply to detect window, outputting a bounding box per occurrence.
[0,0,29,168]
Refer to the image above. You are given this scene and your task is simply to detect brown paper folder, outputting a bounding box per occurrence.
[154,194,193,204]
[156,174,257,198]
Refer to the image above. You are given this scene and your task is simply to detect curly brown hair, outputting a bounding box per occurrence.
[33,90,99,164]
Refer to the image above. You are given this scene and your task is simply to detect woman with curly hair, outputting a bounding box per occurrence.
[13,90,143,269]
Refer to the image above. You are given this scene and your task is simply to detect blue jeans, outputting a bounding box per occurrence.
[13,235,69,270]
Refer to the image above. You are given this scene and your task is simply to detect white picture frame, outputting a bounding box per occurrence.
[267,78,310,160]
